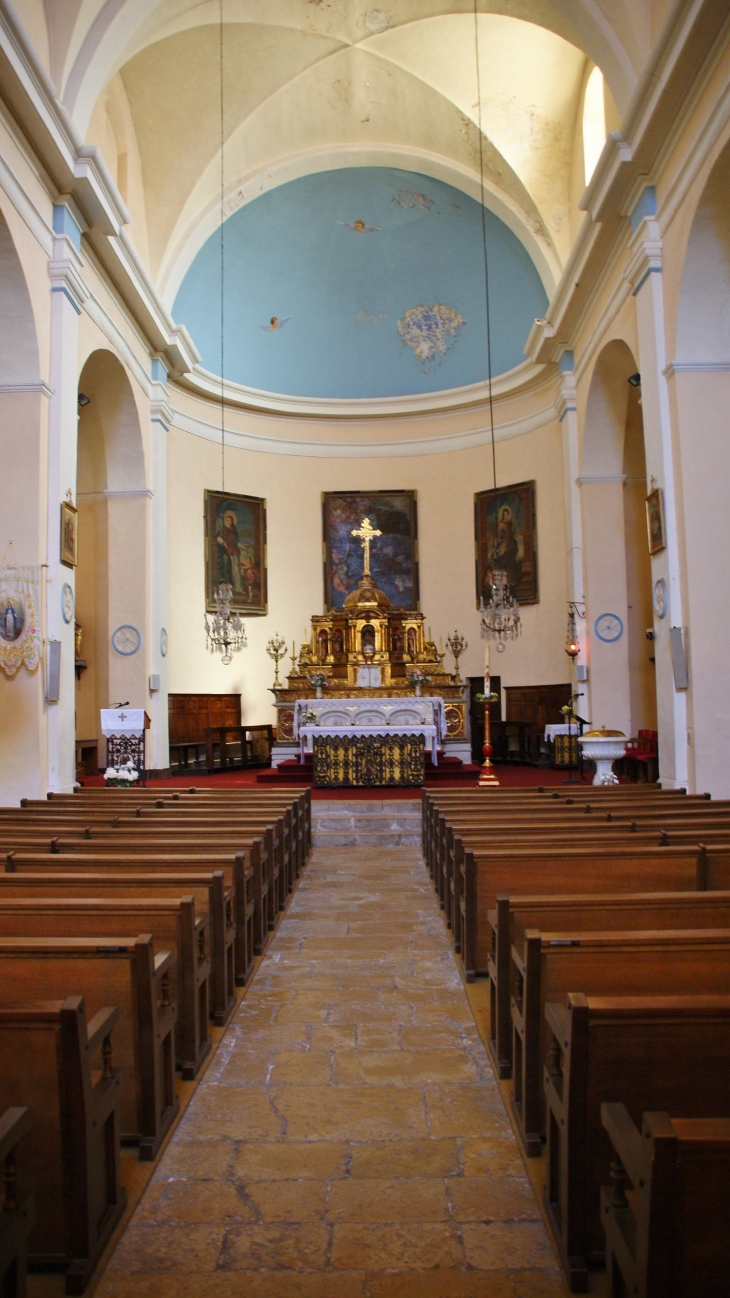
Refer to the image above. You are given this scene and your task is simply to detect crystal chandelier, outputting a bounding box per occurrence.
[479,570,521,653]
[205,583,247,665]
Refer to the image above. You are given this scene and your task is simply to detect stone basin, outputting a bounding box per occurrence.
[578,731,627,786]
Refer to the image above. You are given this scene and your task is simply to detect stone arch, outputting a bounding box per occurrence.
[580,338,655,743]
[75,349,149,765]
[676,135,730,363]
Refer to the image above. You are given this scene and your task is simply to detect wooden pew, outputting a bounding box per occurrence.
[7,831,268,965]
[0,893,213,1078]
[511,927,730,1156]
[0,1106,34,1298]
[0,936,177,1159]
[601,1103,730,1298]
[488,889,730,1079]
[0,998,125,1294]
[544,994,730,1292]
[7,847,249,993]
[457,843,711,980]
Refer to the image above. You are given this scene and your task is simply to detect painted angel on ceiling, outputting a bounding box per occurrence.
[338,219,381,233]
[260,316,291,331]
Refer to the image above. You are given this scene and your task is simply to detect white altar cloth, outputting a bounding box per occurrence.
[294,696,446,743]
[300,724,439,764]
[100,708,149,736]
[544,722,589,741]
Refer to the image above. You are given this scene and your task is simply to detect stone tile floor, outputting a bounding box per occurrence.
[96,846,565,1297]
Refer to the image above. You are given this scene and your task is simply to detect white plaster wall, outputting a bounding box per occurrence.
[166,419,570,724]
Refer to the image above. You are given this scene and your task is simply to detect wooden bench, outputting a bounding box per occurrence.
[0,891,213,1079]
[0,1105,34,1298]
[7,846,254,984]
[544,994,730,1292]
[511,928,730,1156]
[488,889,730,1080]
[601,1103,730,1298]
[0,936,176,1159]
[0,998,125,1293]
[458,843,711,980]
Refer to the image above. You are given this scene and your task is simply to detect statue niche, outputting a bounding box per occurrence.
[317,628,329,660]
[361,624,376,657]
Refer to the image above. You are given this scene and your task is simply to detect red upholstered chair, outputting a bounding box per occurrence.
[625,729,658,782]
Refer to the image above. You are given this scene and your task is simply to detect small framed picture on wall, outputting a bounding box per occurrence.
[645,486,665,555]
[60,500,78,568]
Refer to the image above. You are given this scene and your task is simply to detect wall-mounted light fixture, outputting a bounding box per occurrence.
[77,392,90,406]
[566,601,585,659]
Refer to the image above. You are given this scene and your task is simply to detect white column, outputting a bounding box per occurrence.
[626,194,688,788]
[148,359,171,775]
[556,357,589,718]
[46,204,88,793]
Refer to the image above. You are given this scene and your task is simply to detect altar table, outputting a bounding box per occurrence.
[300,723,439,763]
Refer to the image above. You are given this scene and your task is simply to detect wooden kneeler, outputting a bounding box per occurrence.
[0,999,126,1295]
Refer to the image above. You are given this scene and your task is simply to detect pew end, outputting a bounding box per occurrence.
[0,1105,34,1298]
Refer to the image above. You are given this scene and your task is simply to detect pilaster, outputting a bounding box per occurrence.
[46,203,88,792]
[625,196,688,788]
[148,357,171,775]
[555,353,588,718]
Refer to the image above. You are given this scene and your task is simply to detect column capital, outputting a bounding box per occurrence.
[554,367,577,422]
[48,232,88,314]
[625,215,663,296]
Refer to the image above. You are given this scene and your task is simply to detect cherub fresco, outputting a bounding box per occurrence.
[260,316,291,331]
[338,219,380,233]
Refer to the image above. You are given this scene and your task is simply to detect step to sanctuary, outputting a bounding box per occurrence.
[312,800,423,848]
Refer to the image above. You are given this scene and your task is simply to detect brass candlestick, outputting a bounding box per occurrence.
[478,684,500,788]
[266,631,288,688]
[445,629,467,684]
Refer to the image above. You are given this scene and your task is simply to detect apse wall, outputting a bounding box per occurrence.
[172,167,548,399]
[165,419,570,726]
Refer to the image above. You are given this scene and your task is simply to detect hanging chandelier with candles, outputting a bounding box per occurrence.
[205,582,247,665]
[479,570,521,652]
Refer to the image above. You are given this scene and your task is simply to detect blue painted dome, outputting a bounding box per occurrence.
[173,167,548,400]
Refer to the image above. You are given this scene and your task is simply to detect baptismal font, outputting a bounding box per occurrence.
[272,519,468,754]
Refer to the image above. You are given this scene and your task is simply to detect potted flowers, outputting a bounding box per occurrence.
[103,758,139,787]
[305,669,329,699]
[299,708,317,726]
[406,667,431,697]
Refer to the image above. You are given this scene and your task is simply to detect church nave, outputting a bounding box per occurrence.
[96,837,562,1297]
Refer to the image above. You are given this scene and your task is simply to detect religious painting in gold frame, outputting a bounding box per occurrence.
[60,500,78,568]
[204,490,268,615]
[645,486,665,555]
[322,490,419,611]
[474,479,538,606]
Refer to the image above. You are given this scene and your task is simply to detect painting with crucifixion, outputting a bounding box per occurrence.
[322,491,419,611]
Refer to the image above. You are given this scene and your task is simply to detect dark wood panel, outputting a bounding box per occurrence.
[168,694,241,744]
[504,683,571,728]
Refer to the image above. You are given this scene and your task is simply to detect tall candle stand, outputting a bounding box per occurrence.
[445,629,467,684]
[478,688,500,787]
[266,631,288,689]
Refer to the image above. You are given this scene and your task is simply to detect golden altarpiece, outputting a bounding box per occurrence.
[273,519,468,749]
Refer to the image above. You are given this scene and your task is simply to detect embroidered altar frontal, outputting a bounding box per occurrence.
[313,733,425,787]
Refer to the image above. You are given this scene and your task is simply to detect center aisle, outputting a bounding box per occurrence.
[97,844,563,1297]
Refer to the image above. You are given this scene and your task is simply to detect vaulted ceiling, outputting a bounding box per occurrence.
[23,1,669,309]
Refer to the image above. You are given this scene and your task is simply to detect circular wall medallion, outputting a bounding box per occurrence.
[160,627,168,657]
[594,613,624,643]
[112,625,142,656]
[653,577,668,619]
[61,583,74,624]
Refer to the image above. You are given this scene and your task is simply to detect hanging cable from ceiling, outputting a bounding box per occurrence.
[219,0,225,492]
[472,0,497,494]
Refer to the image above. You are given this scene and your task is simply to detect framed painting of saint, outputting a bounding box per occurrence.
[204,490,267,615]
[60,500,78,568]
[474,480,538,606]
[322,490,419,611]
[645,486,665,555]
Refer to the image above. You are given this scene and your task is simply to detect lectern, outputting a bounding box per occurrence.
[100,709,150,784]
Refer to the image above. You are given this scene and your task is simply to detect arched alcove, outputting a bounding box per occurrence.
[673,135,730,794]
[75,350,148,766]
[581,339,655,742]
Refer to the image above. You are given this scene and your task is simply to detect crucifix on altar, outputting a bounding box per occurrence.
[351,517,382,576]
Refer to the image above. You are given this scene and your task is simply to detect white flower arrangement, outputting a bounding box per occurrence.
[104,759,139,786]
[305,669,329,689]
[406,667,431,685]
[299,709,318,726]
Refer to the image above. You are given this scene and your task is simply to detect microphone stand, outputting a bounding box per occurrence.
[562,691,586,784]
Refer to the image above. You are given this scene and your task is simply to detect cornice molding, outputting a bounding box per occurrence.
[577,474,627,485]
[177,358,552,422]
[664,360,730,376]
[168,399,558,459]
[0,379,52,396]
[77,488,153,501]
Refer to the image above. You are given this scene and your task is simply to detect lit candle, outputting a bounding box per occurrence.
[439,637,443,654]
